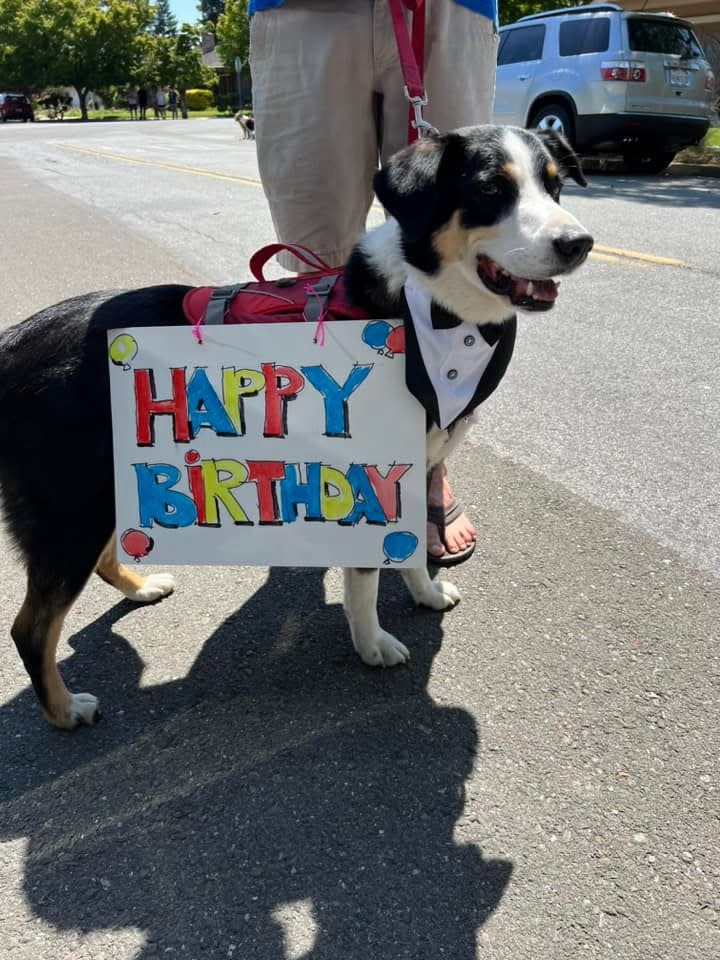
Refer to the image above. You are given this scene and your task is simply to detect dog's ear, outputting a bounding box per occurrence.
[373,134,455,241]
[535,129,587,187]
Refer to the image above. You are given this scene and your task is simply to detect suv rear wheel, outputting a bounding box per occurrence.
[529,103,574,146]
[622,149,676,175]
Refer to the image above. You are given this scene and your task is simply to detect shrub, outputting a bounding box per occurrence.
[214,93,238,114]
[184,88,214,111]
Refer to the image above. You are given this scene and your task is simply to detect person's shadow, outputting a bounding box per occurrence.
[1,567,512,958]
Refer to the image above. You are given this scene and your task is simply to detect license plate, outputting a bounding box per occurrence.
[669,68,690,87]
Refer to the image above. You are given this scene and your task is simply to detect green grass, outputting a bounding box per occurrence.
[38,106,235,122]
[703,127,720,148]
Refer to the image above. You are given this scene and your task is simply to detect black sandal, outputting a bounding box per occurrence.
[426,498,476,567]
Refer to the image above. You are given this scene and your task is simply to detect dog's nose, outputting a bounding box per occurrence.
[553,231,594,268]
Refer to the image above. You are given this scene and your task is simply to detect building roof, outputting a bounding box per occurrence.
[612,1,720,29]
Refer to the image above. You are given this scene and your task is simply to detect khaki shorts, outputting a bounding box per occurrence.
[250,0,498,270]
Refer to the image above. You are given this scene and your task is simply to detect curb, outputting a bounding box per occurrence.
[664,162,720,178]
[581,155,720,178]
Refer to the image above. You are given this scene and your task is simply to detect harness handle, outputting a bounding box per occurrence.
[249,243,334,282]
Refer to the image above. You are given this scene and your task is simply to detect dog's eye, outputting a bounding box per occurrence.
[484,174,512,197]
[547,177,562,203]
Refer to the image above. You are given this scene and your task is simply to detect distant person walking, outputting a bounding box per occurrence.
[138,86,148,120]
[127,87,138,120]
[168,86,178,119]
[156,87,167,119]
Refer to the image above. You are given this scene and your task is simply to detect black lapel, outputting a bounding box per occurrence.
[457,315,517,420]
[401,290,441,430]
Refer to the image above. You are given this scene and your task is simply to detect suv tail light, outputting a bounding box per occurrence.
[706,71,715,93]
[601,61,646,82]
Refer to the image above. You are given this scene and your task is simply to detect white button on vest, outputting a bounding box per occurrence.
[404,278,498,429]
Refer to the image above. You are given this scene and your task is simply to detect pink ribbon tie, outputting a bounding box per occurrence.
[304,282,327,346]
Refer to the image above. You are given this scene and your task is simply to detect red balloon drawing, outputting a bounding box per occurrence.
[120,528,154,562]
[386,325,405,355]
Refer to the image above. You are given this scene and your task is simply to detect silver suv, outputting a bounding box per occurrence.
[493,3,715,173]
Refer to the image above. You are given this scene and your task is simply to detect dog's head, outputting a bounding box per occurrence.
[374,124,593,315]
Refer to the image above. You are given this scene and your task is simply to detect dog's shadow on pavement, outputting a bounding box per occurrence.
[1,568,512,958]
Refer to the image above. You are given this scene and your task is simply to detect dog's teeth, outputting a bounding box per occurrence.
[526,281,534,296]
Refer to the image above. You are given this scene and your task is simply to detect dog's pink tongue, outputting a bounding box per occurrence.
[512,277,559,302]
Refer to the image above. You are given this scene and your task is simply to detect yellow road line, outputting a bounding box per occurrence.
[55,143,690,270]
[592,244,688,269]
[590,248,648,270]
[57,142,264,188]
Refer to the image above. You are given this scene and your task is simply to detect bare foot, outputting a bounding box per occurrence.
[427,463,476,558]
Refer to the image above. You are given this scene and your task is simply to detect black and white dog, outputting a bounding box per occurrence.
[0,125,592,729]
[234,111,255,140]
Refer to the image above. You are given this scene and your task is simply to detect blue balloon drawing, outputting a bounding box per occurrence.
[362,320,392,351]
[382,531,419,565]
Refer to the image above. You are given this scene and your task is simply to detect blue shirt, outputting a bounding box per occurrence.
[248,1,497,27]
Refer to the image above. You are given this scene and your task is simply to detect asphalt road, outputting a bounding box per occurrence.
[0,119,718,960]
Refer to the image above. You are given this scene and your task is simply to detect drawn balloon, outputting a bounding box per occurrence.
[382,531,419,565]
[109,333,139,370]
[120,528,154,562]
[362,320,392,352]
[385,324,405,355]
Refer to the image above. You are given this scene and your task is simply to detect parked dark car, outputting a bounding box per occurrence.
[0,92,34,122]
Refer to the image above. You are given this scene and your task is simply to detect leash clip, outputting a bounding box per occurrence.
[404,87,439,139]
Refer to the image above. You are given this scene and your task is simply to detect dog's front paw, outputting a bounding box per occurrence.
[417,579,461,611]
[44,692,100,730]
[354,629,410,668]
[126,573,175,604]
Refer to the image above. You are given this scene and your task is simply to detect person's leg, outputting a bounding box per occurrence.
[250,0,378,271]
[423,1,498,131]
[377,0,498,561]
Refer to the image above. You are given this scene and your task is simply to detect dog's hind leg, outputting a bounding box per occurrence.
[95,533,175,604]
[400,568,461,611]
[11,564,100,729]
[343,569,409,667]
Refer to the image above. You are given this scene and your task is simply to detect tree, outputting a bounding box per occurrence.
[136,24,216,116]
[0,0,152,119]
[153,0,178,36]
[215,0,248,70]
[170,24,217,110]
[198,0,225,28]
[500,0,583,26]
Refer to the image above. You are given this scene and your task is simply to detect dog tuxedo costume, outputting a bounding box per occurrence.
[400,279,516,430]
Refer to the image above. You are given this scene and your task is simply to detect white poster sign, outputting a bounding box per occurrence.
[108,320,426,568]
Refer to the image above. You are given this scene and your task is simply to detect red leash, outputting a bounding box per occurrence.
[387,0,437,144]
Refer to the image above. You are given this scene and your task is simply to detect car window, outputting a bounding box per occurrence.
[627,18,703,59]
[559,16,610,56]
[497,25,546,66]
[496,33,507,64]
[8,95,24,103]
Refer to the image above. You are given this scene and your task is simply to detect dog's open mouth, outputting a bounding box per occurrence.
[476,256,559,312]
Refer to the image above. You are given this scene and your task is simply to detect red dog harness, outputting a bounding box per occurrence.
[182,243,369,343]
